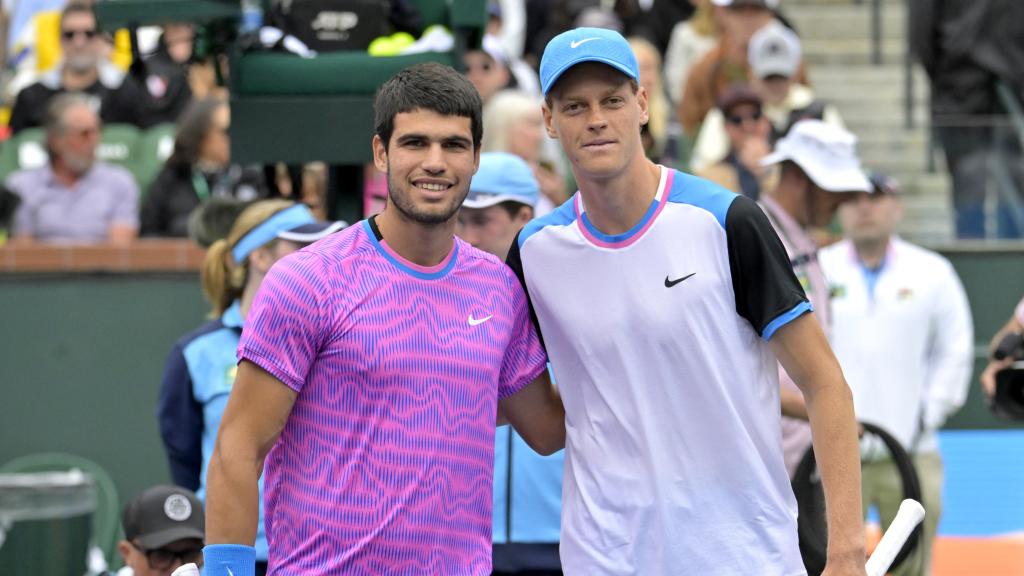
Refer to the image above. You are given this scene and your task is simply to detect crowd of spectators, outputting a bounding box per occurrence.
[2,0,1021,243]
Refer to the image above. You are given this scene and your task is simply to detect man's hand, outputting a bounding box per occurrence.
[980,356,1015,397]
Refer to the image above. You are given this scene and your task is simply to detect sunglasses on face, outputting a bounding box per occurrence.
[131,542,203,570]
[726,109,763,126]
[61,29,98,41]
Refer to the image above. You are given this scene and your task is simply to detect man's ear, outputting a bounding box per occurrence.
[117,540,132,563]
[248,246,275,275]
[372,134,388,174]
[637,84,650,127]
[542,102,558,139]
[514,205,533,226]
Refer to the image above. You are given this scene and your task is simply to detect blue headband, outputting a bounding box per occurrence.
[231,204,316,264]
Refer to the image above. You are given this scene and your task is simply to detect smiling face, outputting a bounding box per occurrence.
[543,63,648,181]
[373,108,480,225]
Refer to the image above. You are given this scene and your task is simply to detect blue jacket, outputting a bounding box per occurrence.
[492,425,564,544]
[156,301,267,560]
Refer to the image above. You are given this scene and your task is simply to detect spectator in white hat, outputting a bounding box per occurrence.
[758,119,872,478]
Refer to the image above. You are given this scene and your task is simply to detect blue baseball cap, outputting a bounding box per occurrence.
[539,27,639,96]
[463,152,539,209]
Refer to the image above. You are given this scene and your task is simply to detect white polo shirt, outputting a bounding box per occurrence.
[507,167,810,576]
[820,237,973,454]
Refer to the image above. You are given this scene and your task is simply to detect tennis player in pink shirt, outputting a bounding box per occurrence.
[203,63,564,576]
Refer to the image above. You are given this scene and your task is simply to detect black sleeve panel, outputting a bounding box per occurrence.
[725,196,809,337]
[505,232,547,351]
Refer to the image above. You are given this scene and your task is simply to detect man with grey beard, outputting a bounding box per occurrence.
[8,1,146,134]
[6,93,140,243]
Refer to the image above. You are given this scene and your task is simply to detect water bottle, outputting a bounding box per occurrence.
[240,0,263,34]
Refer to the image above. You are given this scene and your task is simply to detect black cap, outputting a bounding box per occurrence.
[867,170,900,195]
[122,485,205,549]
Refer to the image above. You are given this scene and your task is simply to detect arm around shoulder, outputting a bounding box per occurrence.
[499,370,565,456]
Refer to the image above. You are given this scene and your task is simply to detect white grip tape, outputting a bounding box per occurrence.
[865,499,926,576]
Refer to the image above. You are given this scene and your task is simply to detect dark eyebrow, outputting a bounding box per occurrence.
[443,135,473,147]
[395,133,472,147]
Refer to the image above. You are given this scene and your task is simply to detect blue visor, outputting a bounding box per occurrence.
[231,204,316,264]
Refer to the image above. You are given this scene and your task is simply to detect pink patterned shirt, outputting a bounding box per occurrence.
[238,220,548,575]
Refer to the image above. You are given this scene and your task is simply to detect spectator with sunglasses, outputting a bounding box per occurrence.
[695,83,776,200]
[8,1,145,134]
[113,485,205,576]
[690,20,844,173]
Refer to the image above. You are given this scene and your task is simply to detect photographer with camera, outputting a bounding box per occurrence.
[980,296,1024,416]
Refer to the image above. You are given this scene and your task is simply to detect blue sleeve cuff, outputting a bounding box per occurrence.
[762,301,813,341]
[203,544,256,576]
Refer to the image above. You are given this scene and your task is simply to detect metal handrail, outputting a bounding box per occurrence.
[996,81,1024,148]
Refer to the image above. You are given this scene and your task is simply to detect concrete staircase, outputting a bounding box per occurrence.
[782,0,954,243]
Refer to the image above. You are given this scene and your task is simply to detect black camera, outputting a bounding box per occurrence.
[990,331,1024,420]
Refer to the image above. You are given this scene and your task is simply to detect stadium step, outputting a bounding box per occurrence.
[781,0,952,242]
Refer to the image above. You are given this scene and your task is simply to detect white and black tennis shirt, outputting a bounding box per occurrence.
[506,167,811,575]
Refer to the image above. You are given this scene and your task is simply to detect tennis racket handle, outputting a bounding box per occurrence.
[865,499,926,576]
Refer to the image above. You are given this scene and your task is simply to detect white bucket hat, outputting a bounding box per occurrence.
[761,120,872,193]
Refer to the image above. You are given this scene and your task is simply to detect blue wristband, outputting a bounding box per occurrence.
[203,544,256,576]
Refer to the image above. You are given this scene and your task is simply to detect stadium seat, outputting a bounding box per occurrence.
[134,123,177,195]
[228,0,485,165]
[0,452,122,567]
[97,123,142,181]
[0,127,47,181]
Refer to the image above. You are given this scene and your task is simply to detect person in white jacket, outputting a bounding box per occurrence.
[819,172,974,576]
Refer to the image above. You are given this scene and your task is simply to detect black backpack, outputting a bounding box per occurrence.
[267,0,422,52]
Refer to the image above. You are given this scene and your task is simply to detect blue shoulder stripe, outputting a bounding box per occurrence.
[667,171,738,229]
[518,194,579,248]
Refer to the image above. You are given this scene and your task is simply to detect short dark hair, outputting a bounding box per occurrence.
[497,200,533,219]
[60,2,97,32]
[374,62,482,151]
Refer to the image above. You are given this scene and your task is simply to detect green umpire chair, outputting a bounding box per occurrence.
[0,452,122,569]
[96,0,487,222]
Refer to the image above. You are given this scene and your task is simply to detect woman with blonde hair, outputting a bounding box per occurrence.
[482,89,568,215]
[156,199,344,575]
[629,37,671,163]
[663,0,720,107]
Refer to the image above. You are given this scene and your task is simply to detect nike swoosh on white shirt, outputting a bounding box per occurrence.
[468,314,493,326]
[570,37,600,49]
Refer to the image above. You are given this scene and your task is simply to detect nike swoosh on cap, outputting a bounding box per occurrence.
[570,37,600,49]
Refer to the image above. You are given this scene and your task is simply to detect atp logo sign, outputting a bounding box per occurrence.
[311,11,360,40]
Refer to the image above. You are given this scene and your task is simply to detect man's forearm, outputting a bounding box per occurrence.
[804,379,866,561]
[205,446,261,546]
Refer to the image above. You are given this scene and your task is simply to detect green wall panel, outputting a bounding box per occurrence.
[0,274,207,514]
